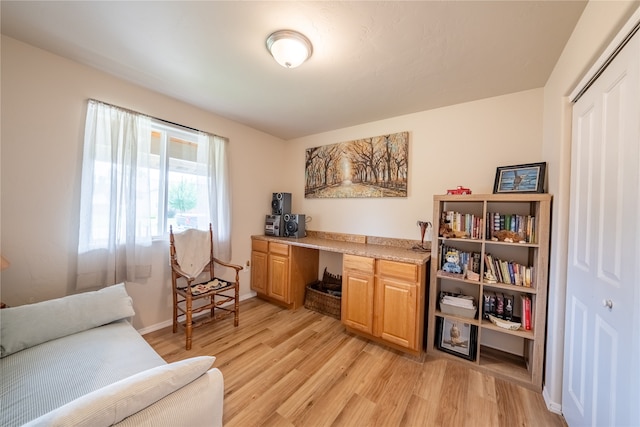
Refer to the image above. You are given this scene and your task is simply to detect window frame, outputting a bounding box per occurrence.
[150,120,210,239]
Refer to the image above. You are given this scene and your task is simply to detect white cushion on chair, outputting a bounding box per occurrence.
[173,228,211,277]
[189,278,233,295]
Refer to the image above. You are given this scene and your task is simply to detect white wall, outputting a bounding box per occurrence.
[0,36,285,329]
[285,89,544,240]
[541,0,639,413]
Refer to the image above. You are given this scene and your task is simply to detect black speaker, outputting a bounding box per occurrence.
[283,213,305,238]
[264,214,282,236]
[271,192,292,215]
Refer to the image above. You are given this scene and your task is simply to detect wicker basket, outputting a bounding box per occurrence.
[304,280,341,320]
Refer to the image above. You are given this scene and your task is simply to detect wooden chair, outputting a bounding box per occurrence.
[169,224,242,350]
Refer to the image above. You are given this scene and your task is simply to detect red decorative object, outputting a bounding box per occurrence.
[447,186,472,195]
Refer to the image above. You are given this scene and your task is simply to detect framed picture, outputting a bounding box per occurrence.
[435,317,478,361]
[305,131,409,198]
[493,162,546,193]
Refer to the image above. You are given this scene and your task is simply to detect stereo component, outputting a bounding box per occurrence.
[271,192,292,215]
[283,213,306,238]
[264,214,282,236]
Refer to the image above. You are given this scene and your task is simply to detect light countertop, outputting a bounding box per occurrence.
[252,231,431,265]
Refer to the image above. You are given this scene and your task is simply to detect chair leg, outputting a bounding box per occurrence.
[234,285,239,327]
[172,290,178,334]
[185,295,193,351]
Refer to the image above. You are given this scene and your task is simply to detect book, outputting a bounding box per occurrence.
[500,260,511,284]
[483,293,492,319]
[507,262,515,284]
[521,295,532,330]
[496,293,504,317]
[524,267,532,287]
[495,258,504,283]
[504,294,514,320]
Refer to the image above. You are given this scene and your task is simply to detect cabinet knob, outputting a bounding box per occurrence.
[602,299,613,309]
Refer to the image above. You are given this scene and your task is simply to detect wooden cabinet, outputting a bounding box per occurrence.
[250,239,268,294]
[427,194,551,391]
[342,254,375,334]
[342,254,426,355]
[377,260,420,350]
[267,242,290,303]
[251,239,318,309]
[252,235,429,355]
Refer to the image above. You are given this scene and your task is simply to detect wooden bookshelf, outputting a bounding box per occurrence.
[427,193,551,391]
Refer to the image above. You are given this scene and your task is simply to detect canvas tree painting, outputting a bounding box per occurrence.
[305,131,409,198]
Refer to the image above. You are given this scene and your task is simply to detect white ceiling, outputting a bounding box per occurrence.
[1,1,587,140]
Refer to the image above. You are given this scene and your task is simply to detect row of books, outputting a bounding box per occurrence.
[441,211,484,239]
[438,244,534,287]
[483,292,515,321]
[440,289,532,331]
[484,253,535,287]
[486,212,537,243]
[440,210,537,243]
[482,292,532,330]
[482,292,533,331]
[438,244,481,276]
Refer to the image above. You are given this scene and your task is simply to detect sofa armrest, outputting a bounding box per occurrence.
[114,368,224,427]
[23,357,218,427]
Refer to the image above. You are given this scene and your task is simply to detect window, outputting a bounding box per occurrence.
[149,122,211,237]
[77,100,232,290]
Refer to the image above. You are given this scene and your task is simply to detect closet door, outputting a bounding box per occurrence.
[563,29,639,427]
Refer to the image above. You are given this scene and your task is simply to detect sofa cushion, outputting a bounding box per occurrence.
[1,321,167,427]
[22,356,216,427]
[0,283,135,357]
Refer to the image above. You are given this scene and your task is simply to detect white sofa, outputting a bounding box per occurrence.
[0,284,224,427]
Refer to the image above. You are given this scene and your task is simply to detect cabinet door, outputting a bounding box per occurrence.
[342,255,375,334]
[268,254,290,303]
[377,276,418,350]
[342,271,374,334]
[251,250,268,294]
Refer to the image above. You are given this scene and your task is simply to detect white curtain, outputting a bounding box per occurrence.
[202,133,232,262]
[76,100,153,289]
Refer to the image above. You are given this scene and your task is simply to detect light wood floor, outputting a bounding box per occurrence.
[143,297,567,427]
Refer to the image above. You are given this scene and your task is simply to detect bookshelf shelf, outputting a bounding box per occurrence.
[484,240,540,248]
[435,310,480,326]
[480,320,536,339]
[478,346,531,383]
[482,281,538,295]
[427,193,551,391]
[435,271,481,286]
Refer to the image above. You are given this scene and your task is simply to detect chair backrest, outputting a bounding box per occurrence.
[169,224,215,279]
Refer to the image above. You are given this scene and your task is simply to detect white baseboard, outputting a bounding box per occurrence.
[137,291,257,336]
[543,386,563,415]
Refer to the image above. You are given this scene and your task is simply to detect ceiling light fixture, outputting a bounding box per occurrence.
[266,30,313,69]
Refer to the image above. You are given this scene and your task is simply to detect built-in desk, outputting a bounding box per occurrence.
[250,231,431,355]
